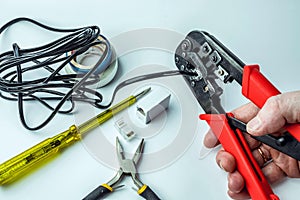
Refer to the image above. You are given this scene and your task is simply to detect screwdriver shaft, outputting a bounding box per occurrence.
[78,95,136,135]
[0,88,150,185]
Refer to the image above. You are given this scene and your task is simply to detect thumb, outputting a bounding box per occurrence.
[246,91,300,136]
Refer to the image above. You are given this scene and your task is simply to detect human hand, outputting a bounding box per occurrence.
[204,91,300,199]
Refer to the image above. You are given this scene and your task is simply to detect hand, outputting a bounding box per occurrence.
[204,91,300,199]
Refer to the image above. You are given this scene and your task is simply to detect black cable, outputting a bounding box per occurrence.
[0,17,106,130]
[0,17,197,131]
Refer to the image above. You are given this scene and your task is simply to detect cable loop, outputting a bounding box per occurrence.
[0,17,196,131]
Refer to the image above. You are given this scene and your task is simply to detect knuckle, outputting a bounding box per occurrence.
[265,95,281,112]
[227,190,236,199]
[262,95,288,132]
[284,159,300,178]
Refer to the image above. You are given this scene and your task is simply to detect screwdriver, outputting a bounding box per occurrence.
[0,87,151,185]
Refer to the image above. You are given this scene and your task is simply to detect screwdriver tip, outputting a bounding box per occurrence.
[134,87,151,100]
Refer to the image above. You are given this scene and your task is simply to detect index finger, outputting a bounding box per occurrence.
[203,128,219,148]
[203,102,259,148]
[231,102,259,123]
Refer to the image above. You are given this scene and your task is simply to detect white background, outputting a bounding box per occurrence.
[0,0,300,199]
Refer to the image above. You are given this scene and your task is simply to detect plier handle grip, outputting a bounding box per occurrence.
[175,31,300,200]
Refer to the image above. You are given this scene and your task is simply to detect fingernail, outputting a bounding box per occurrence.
[228,174,242,194]
[247,117,262,134]
[219,161,225,170]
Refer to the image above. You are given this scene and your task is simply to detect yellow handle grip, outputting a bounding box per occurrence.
[0,125,80,185]
[0,92,144,185]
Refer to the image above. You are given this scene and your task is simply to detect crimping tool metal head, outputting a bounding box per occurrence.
[175,31,245,114]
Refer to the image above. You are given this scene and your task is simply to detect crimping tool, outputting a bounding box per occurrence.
[175,30,300,200]
[83,137,160,200]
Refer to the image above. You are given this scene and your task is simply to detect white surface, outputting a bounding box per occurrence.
[0,1,300,200]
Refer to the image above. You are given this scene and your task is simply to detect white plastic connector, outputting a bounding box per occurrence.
[136,89,171,124]
[114,118,135,140]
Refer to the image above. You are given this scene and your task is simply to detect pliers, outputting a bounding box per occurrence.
[82,137,161,200]
[175,31,300,200]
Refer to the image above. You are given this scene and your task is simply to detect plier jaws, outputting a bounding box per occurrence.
[113,137,144,188]
[116,137,144,173]
[82,137,160,200]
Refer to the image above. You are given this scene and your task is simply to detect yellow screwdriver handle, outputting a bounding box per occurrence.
[0,125,80,185]
[0,88,150,185]
[0,96,135,185]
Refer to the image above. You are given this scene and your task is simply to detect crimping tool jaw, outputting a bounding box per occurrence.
[176,31,245,83]
[175,30,246,114]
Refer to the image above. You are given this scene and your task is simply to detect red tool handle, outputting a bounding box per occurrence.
[242,65,300,142]
[200,114,279,200]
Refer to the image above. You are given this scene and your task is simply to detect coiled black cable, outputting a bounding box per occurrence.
[0,17,109,130]
[0,17,196,131]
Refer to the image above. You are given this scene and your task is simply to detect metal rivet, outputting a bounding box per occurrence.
[218,69,224,76]
[180,65,185,71]
[211,55,217,63]
[204,86,209,92]
[191,81,195,87]
[276,137,286,146]
[181,39,191,51]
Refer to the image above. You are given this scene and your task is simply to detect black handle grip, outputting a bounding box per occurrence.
[139,185,161,200]
[227,116,300,160]
[82,185,112,200]
[253,132,300,160]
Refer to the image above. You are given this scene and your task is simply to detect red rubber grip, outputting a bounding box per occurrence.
[200,113,279,200]
[242,65,300,142]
